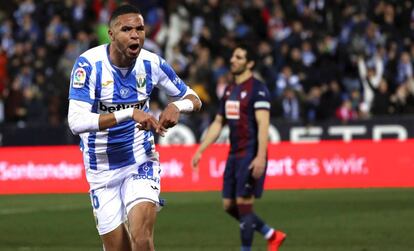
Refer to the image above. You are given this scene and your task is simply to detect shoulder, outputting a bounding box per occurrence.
[253,77,269,91]
[252,77,266,86]
[251,77,271,100]
[78,44,107,65]
[138,48,162,65]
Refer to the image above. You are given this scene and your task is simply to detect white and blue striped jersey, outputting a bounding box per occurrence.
[68,44,189,171]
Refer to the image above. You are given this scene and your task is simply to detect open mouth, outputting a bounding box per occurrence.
[128,44,140,52]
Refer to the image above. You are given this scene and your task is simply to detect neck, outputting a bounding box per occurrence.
[234,70,253,85]
[108,44,135,68]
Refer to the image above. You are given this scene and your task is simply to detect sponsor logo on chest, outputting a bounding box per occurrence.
[225,100,240,120]
[98,101,147,113]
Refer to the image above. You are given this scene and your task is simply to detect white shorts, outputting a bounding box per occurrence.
[88,159,161,235]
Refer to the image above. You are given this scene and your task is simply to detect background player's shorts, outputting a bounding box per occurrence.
[88,159,161,235]
[222,153,267,199]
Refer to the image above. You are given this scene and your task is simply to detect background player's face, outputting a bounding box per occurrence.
[109,13,145,60]
[230,48,249,75]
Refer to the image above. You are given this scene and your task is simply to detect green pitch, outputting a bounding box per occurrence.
[0,188,413,251]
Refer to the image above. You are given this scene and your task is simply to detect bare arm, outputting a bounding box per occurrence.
[191,114,224,169]
[250,109,270,179]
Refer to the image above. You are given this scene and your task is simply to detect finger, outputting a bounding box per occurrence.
[139,118,157,131]
[159,126,167,134]
[252,170,260,179]
[136,122,144,130]
[156,129,165,137]
[161,119,175,129]
[158,115,165,126]
[191,158,198,168]
[149,117,159,127]
[192,162,199,169]
[155,125,167,136]
[137,121,153,131]
[248,163,253,170]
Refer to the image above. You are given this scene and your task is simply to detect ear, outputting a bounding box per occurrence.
[247,60,255,69]
[108,29,114,41]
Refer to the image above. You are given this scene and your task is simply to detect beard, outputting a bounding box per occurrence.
[230,65,246,76]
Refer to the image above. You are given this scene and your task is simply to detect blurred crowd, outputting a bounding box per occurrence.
[1,0,414,135]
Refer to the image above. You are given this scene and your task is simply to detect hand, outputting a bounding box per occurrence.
[191,151,202,169]
[132,109,166,136]
[249,156,266,179]
[158,103,180,129]
[191,151,202,182]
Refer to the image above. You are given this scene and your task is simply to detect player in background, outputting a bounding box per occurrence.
[191,44,286,251]
[67,4,201,251]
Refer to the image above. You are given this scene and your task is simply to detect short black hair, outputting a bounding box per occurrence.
[236,43,257,65]
[109,4,141,26]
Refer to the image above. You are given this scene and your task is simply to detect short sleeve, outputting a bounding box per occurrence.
[253,83,271,110]
[68,57,95,104]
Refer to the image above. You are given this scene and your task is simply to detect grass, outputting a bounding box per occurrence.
[0,188,413,251]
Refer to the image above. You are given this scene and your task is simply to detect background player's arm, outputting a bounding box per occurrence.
[250,109,270,179]
[191,114,224,169]
[68,100,161,135]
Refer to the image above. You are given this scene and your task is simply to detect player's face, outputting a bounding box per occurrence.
[109,13,145,60]
[230,48,249,75]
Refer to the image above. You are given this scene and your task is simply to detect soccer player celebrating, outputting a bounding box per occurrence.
[67,4,201,251]
[192,44,286,251]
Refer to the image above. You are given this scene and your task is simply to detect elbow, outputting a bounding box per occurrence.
[68,119,81,135]
[68,113,86,135]
[68,112,100,134]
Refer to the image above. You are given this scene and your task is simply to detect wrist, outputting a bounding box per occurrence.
[172,99,194,112]
[114,108,134,123]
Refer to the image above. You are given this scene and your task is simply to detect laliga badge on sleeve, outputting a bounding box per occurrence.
[72,67,86,88]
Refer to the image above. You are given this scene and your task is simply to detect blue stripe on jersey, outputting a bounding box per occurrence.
[88,61,103,170]
[79,139,84,151]
[143,60,153,95]
[143,131,153,155]
[87,133,97,169]
[113,69,139,102]
[106,120,136,169]
[159,58,187,97]
[90,61,102,114]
